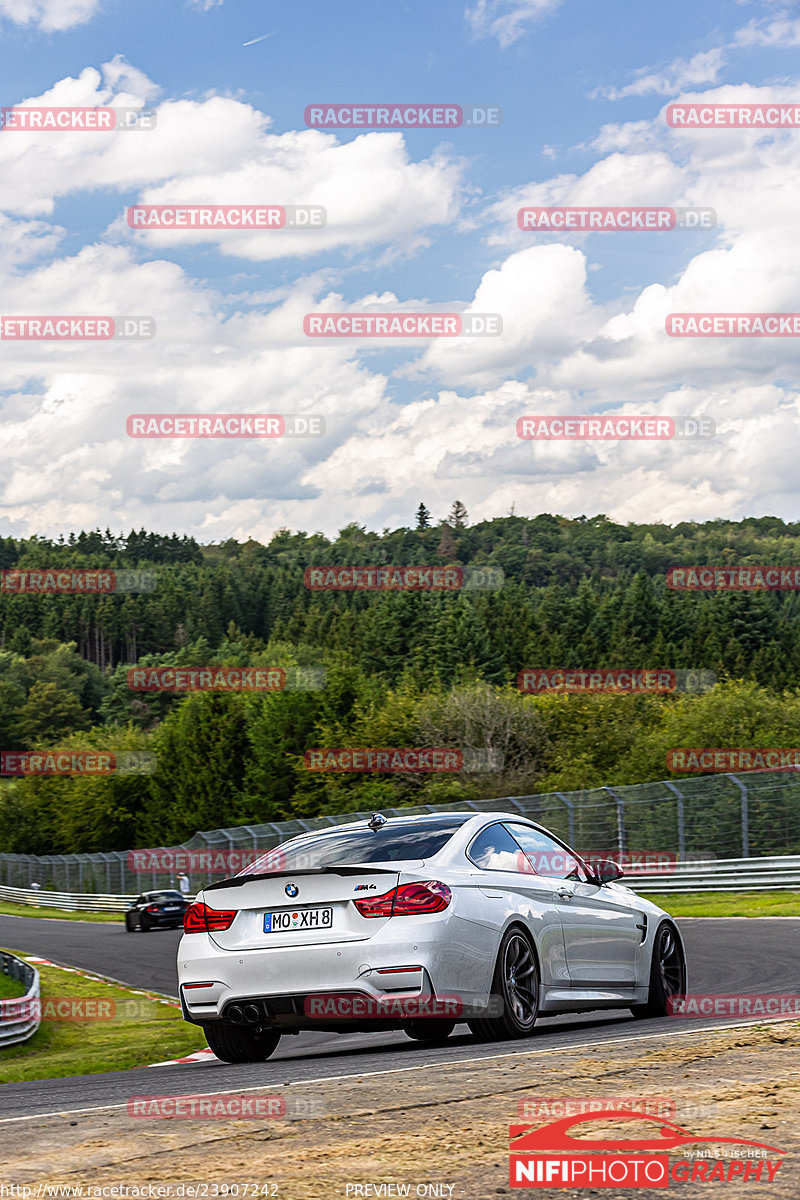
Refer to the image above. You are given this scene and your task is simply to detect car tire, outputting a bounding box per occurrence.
[468,926,539,1041]
[203,1022,281,1064]
[124,913,136,932]
[402,1019,456,1043]
[139,915,151,932]
[631,921,686,1019]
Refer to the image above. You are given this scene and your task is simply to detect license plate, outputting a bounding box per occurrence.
[164,905,180,911]
[264,907,333,933]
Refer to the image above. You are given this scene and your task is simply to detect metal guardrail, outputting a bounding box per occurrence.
[0,951,40,1047]
[630,855,800,894]
[0,885,134,913]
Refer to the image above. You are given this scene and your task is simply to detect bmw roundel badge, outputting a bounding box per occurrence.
[285,882,299,898]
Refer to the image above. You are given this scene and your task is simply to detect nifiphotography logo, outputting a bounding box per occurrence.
[509,1109,786,1188]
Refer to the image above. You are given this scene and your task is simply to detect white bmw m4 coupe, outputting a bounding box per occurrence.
[177,811,687,1062]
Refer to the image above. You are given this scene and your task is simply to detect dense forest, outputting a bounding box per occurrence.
[2,509,800,854]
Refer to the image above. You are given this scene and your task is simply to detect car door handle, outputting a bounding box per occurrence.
[556,887,574,900]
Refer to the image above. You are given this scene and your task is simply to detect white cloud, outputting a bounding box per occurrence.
[124,132,463,262]
[414,243,595,387]
[482,150,688,247]
[465,0,562,47]
[6,67,800,536]
[0,62,464,260]
[0,244,388,538]
[0,213,65,269]
[592,48,727,101]
[733,15,800,47]
[0,0,101,32]
[4,224,800,535]
[595,10,800,105]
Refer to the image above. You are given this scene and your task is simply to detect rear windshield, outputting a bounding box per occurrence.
[239,816,470,873]
[148,891,185,902]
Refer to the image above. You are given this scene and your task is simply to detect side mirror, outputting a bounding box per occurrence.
[592,858,623,884]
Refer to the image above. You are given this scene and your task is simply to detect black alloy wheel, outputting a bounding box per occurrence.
[468,927,539,1041]
[631,921,687,1018]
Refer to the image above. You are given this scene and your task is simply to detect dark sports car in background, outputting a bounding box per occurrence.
[125,890,190,931]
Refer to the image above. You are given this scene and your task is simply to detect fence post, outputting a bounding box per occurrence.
[728,773,749,858]
[663,781,687,860]
[603,787,625,855]
[66,854,78,891]
[555,793,576,847]
[114,850,126,894]
[242,825,260,850]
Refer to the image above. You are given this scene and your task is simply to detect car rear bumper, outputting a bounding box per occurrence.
[177,919,493,1027]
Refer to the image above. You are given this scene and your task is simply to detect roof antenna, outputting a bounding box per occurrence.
[367,813,387,832]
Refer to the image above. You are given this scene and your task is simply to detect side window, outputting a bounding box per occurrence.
[505,823,585,881]
[467,824,530,873]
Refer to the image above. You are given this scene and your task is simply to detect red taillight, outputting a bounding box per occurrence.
[353,881,451,919]
[393,880,451,915]
[353,889,396,918]
[145,904,160,913]
[183,902,238,933]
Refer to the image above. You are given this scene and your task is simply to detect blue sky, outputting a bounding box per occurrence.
[1,0,799,540]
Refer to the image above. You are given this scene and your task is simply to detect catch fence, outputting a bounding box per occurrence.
[1,769,798,895]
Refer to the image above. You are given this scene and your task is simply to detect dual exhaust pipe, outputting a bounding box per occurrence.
[227,1002,264,1025]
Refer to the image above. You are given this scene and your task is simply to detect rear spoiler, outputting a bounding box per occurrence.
[204,865,400,893]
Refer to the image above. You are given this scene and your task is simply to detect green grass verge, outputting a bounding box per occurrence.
[0,954,207,1082]
[639,890,800,917]
[0,972,27,1000]
[0,900,123,923]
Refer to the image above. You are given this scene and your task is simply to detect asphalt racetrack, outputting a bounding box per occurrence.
[1,912,799,1121]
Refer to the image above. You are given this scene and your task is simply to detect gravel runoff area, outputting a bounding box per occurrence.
[1,1019,798,1199]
